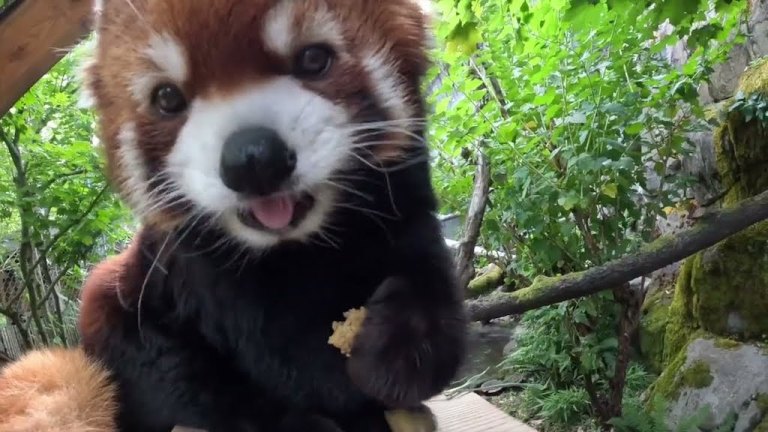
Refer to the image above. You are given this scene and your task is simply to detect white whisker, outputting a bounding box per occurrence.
[322,180,374,202]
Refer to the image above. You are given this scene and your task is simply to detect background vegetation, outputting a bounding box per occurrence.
[428,0,746,430]
[0,0,751,429]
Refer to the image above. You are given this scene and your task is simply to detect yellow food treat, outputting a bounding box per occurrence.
[385,408,437,432]
[328,307,368,357]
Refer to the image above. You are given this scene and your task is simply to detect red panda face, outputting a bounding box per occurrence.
[83,0,432,247]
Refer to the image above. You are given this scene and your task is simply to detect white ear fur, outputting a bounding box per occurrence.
[92,0,104,27]
[77,0,103,110]
[75,42,99,109]
[411,0,437,50]
[413,0,435,17]
[76,66,96,109]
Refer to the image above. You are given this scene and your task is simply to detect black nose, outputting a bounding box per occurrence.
[219,127,297,196]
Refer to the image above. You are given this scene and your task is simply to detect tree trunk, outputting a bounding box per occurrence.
[455,149,492,292]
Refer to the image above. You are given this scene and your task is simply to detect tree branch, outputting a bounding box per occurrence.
[455,149,492,291]
[466,187,768,321]
[28,184,109,274]
[38,169,87,193]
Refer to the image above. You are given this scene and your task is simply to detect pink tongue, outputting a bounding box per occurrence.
[249,195,296,230]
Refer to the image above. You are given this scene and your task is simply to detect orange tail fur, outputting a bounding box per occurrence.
[0,347,118,432]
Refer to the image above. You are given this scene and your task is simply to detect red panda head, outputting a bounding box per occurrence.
[83,0,433,247]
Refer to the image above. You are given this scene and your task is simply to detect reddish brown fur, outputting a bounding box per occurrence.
[0,348,118,432]
[85,0,431,225]
[79,232,145,351]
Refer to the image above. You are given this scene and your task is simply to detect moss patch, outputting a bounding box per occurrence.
[467,264,505,297]
[659,221,768,351]
[648,349,715,404]
[712,337,742,351]
[648,347,688,401]
[690,222,768,339]
[662,258,698,363]
[755,416,768,432]
[737,56,768,95]
[639,285,675,374]
[679,361,713,389]
[757,393,768,413]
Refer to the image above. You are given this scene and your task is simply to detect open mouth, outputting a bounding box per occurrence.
[237,191,316,233]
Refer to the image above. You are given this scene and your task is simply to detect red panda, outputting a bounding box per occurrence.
[1,0,467,431]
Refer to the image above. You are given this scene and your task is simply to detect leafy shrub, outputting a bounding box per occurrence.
[428,0,746,428]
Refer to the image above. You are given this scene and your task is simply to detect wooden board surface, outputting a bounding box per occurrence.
[172,392,535,432]
[428,392,537,432]
[0,0,92,116]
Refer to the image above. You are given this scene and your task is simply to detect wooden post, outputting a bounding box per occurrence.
[0,0,93,116]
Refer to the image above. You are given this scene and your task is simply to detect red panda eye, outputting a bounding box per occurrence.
[293,44,335,78]
[151,83,188,116]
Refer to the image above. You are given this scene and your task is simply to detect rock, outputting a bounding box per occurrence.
[748,0,768,58]
[680,131,721,206]
[657,338,768,431]
[502,339,517,357]
[733,400,763,432]
[478,379,506,396]
[708,44,751,102]
[664,223,768,348]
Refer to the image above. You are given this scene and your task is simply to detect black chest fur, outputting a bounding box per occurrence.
[136,222,395,412]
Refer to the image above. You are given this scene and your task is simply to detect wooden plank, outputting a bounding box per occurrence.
[173,393,536,432]
[0,0,93,116]
[428,393,537,432]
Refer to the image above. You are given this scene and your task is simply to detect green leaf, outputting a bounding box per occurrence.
[624,122,644,135]
[600,183,618,199]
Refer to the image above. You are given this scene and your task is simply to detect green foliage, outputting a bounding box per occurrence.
[498,300,654,430]
[428,0,746,428]
[728,90,768,126]
[0,45,133,348]
[610,395,713,432]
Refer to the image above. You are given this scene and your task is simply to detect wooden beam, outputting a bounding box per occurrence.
[0,0,93,116]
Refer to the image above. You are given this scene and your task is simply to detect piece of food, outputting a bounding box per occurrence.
[328,307,368,357]
[385,408,437,432]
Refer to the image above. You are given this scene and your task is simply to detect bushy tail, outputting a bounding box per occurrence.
[0,347,118,432]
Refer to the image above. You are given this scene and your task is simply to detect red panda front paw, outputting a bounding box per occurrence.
[346,276,467,408]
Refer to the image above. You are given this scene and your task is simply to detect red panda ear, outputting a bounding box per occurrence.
[414,0,437,51]
[395,0,436,78]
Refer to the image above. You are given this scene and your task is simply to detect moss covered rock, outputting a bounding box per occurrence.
[650,338,768,431]
[638,274,676,374]
[659,56,768,363]
[715,56,768,206]
[647,53,768,431]
[467,264,504,297]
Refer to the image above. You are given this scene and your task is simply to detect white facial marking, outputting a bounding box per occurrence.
[129,71,165,105]
[263,2,297,57]
[362,49,412,122]
[145,33,189,83]
[128,33,188,106]
[116,123,149,214]
[167,78,350,248]
[264,2,345,57]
